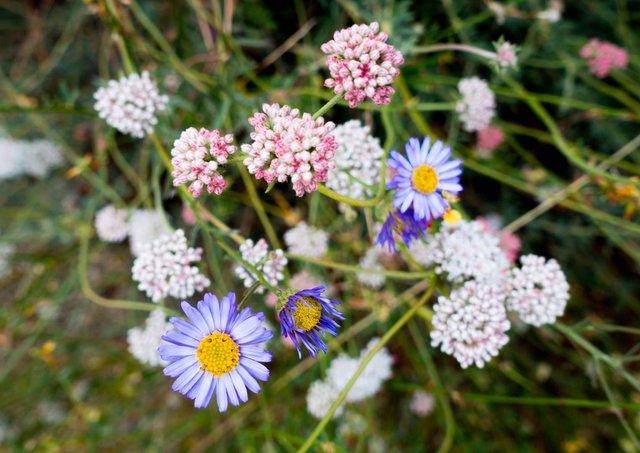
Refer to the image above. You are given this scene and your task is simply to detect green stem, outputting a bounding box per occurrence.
[297,282,436,453]
[311,93,343,120]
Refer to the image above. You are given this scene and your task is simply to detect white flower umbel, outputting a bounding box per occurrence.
[127,309,172,367]
[94,205,129,243]
[233,238,287,294]
[127,209,172,257]
[94,71,169,138]
[410,220,509,284]
[356,245,386,289]
[456,77,496,132]
[410,390,435,417]
[431,280,511,369]
[131,229,210,303]
[506,254,569,326]
[284,222,329,258]
[305,338,393,419]
[0,137,63,180]
[327,120,384,204]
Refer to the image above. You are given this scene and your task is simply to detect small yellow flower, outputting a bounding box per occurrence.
[443,209,462,225]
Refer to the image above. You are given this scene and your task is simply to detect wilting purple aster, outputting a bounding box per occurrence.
[277,286,344,358]
[387,136,463,221]
[159,292,273,412]
[376,207,429,252]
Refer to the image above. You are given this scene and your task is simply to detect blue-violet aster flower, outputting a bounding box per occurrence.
[159,292,273,412]
[277,286,344,358]
[376,208,429,252]
[387,136,462,221]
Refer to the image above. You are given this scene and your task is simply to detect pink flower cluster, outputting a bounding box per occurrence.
[241,104,337,197]
[476,125,505,158]
[170,127,236,197]
[580,39,628,78]
[321,22,404,108]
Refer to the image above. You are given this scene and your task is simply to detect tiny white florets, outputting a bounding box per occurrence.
[356,245,387,289]
[410,220,509,284]
[327,120,384,204]
[131,229,210,303]
[94,205,129,243]
[410,390,435,417]
[127,309,172,367]
[506,254,569,326]
[456,77,496,132]
[284,222,329,258]
[127,209,172,257]
[93,71,168,138]
[233,238,287,294]
[170,127,236,197]
[431,280,511,369]
[0,137,63,180]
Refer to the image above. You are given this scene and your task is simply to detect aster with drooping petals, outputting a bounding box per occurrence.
[431,280,511,369]
[131,229,210,303]
[456,77,496,132]
[376,207,429,252]
[277,286,344,358]
[170,127,236,197]
[580,39,628,78]
[93,71,168,138]
[159,292,273,411]
[95,204,129,243]
[321,22,404,108]
[387,136,463,222]
[242,103,338,197]
[506,254,569,326]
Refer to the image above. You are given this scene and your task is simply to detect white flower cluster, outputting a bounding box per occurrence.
[94,205,129,243]
[131,229,210,303]
[128,209,171,257]
[233,238,287,294]
[409,390,435,417]
[306,338,393,419]
[456,77,496,132]
[93,71,168,138]
[284,222,328,258]
[0,136,63,180]
[327,120,384,203]
[127,309,172,367]
[356,245,386,289]
[506,254,569,326]
[410,220,509,284]
[431,280,511,369]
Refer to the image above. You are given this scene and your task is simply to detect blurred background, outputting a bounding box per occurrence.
[1,0,639,451]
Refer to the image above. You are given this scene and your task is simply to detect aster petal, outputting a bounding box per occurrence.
[438,168,462,179]
[206,293,222,328]
[176,367,204,396]
[171,364,201,393]
[405,138,421,166]
[216,377,229,412]
[163,330,200,348]
[187,373,205,400]
[159,344,197,361]
[413,195,428,220]
[162,355,198,377]
[438,182,463,193]
[182,302,210,335]
[222,373,240,407]
[194,372,215,408]
[197,300,215,332]
[426,141,449,166]
[235,327,273,346]
[231,313,265,342]
[388,151,412,172]
[230,369,249,403]
[240,357,270,381]
[436,159,462,173]
[230,307,253,330]
[170,317,202,340]
[419,136,432,157]
[240,345,272,362]
[236,364,261,394]
[219,293,236,332]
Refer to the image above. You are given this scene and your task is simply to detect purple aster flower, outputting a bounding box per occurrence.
[387,136,463,221]
[159,292,273,412]
[376,208,429,252]
[277,286,344,358]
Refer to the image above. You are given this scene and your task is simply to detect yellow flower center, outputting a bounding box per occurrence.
[293,297,322,331]
[411,165,439,194]
[196,331,240,377]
